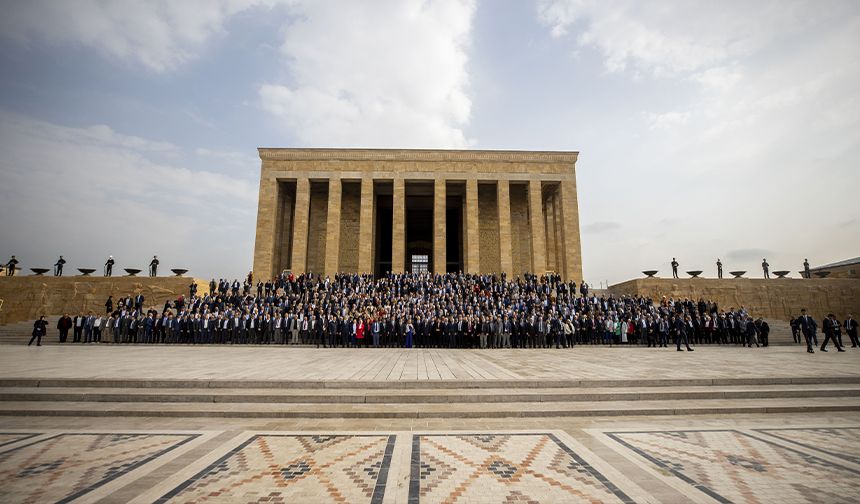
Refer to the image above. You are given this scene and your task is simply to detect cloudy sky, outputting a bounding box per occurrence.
[1,0,858,284]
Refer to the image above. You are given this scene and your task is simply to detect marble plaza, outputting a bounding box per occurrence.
[0,346,859,502]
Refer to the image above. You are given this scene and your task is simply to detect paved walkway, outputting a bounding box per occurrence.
[1,345,859,382]
[0,414,858,503]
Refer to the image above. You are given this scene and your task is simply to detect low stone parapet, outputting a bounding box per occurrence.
[608,277,860,322]
[0,276,207,325]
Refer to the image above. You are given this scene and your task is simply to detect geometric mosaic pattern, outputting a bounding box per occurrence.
[756,427,860,466]
[0,433,198,504]
[158,434,395,504]
[607,429,860,504]
[0,433,40,449]
[409,433,634,504]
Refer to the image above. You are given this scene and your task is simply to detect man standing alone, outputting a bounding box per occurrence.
[716,259,723,279]
[762,258,770,279]
[671,258,679,279]
[57,314,72,343]
[6,255,18,276]
[104,256,114,277]
[845,314,858,348]
[149,256,159,277]
[54,256,66,276]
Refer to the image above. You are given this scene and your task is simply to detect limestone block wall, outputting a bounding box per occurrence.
[306,183,329,274]
[0,277,208,326]
[478,183,500,274]
[338,182,361,273]
[510,184,531,277]
[608,278,860,322]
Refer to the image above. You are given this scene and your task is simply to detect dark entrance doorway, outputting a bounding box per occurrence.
[405,182,433,273]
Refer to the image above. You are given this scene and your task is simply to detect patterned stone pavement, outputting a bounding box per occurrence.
[0,433,198,504]
[410,433,637,504]
[606,429,860,504]
[157,434,395,504]
[0,422,858,503]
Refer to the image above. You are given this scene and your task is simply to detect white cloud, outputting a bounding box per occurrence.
[0,112,257,278]
[259,0,476,148]
[0,0,284,72]
[538,1,860,283]
[536,0,835,78]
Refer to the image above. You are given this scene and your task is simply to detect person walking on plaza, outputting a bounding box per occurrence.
[803,258,811,278]
[845,314,859,348]
[54,255,66,276]
[821,314,845,352]
[56,314,71,343]
[762,258,770,279]
[796,310,817,353]
[716,258,723,279]
[149,256,159,277]
[104,256,114,277]
[671,258,679,279]
[28,316,48,346]
[6,255,18,276]
[755,318,770,347]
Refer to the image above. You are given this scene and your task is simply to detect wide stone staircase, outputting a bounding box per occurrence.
[1,376,858,419]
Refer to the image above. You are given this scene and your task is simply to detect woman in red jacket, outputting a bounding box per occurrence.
[356,317,366,347]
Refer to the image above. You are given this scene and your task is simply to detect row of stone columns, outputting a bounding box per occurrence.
[278,177,580,280]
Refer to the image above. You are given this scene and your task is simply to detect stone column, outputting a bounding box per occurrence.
[550,189,565,275]
[559,180,583,282]
[392,178,406,273]
[252,174,278,279]
[324,177,342,278]
[357,177,374,274]
[291,177,311,274]
[497,180,513,278]
[528,180,547,274]
[465,178,480,274]
[433,179,446,274]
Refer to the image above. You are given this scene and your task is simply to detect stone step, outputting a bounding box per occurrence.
[0,397,857,418]
[3,376,859,389]
[2,384,858,404]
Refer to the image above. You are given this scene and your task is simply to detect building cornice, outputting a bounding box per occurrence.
[258,148,579,164]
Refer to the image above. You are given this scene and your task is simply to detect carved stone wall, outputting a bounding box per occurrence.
[608,278,860,322]
[0,277,207,326]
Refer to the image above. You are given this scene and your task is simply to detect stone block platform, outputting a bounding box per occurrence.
[609,277,860,322]
[0,276,207,326]
[1,346,859,502]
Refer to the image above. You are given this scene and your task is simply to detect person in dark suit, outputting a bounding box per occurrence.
[796,309,817,353]
[755,318,770,347]
[821,314,845,352]
[54,255,66,276]
[104,256,114,277]
[845,314,859,348]
[716,259,723,279]
[762,258,770,279]
[134,294,144,313]
[72,312,85,342]
[28,316,48,346]
[149,256,159,277]
[803,258,810,279]
[674,315,693,351]
[671,258,679,279]
[56,314,72,343]
[6,255,19,276]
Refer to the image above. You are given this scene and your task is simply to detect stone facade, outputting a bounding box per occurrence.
[809,257,860,279]
[252,148,583,281]
[0,277,207,326]
[608,278,860,322]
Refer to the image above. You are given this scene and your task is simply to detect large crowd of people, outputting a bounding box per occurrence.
[42,272,782,351]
